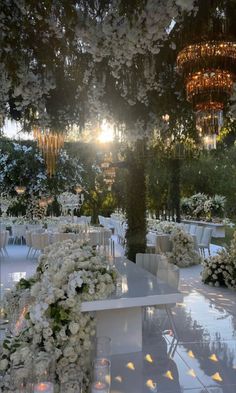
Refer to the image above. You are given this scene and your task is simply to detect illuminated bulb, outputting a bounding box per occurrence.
[209,354,218,362]
[187,369,196,378]
[115,376,122,383]
[164,371,174,380]
[126,362,135,370]
[187,350,195,358]
[145,354,153,363]
[211,372,223,382]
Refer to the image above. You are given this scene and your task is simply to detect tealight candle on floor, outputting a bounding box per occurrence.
[33,382,54,393]
[91,381,108,393]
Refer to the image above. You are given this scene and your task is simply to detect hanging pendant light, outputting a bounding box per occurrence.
[177,40,236,148]
[177,0,236,150]
[34,128,64,177]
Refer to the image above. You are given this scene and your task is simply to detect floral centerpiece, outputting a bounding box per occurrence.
[181,193,226,222]
[59,223,87,234]
[0,240,118,392]
[202,231,236,288]
[169,227,202,268]
[148,221,202,267]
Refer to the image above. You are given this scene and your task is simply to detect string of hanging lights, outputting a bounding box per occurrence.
[33,128,65,177]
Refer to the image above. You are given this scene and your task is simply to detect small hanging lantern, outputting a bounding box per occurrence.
[15,186,26,195]
[34,128,65,177]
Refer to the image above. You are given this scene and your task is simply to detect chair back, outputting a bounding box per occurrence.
[184,223,190,232]
[136,253,162,276]
[4,230,9,246]
[25,231,32,247]
[147,232,157,245]
[12,224,26,238]
[155,234,172,253]
[195,226,204,245]
[200,227,213,247]
[157,256,180,290]
[0,231,5,248]
[189,224,197,235]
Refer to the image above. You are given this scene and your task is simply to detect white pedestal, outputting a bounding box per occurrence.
[96,307,142,355]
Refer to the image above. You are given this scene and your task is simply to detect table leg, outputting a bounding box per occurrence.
[96,307,142,355]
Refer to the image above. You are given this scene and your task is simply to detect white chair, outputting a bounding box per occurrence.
[0,231,9,256]
[195,226,204,248]
[31,233,50,257]
[198,227,213,257]
[184,223,190,233]
[146,232,157,253]
[12,224,26,244]
[25,231,32,258]
[189,224,197,236]
[136,253,161,276]
[155,234,172,253]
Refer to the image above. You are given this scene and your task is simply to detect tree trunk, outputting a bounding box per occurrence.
[126,139,147,262]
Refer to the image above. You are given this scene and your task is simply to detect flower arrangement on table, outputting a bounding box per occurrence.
[202,231,236,288]
[0,240,118,393]
[148,220,183,234]
[168,227,202,268]
[181,193,226,221]
[59,223,87,234]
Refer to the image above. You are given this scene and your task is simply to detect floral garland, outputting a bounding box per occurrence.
[168,227,202,268]
[202,231,236,288]
[0,240,118,392]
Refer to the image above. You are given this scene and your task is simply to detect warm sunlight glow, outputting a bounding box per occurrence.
[98,119,114,143]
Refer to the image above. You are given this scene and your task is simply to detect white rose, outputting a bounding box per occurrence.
[69,322,80,335]
[0,359,9,371]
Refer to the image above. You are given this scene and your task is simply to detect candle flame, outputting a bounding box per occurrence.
[146,379,157,390]
[211,372,223,382]
[187,369,196,378]
[209,354,218,362]
[187,350,195,358]
[115,376,122,382]
[126,362,135,370]
[164,370,174,380]
[145,354,153,363]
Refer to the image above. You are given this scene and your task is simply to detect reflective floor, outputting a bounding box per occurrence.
[0,243,236,393]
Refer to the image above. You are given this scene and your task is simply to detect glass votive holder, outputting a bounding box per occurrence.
[93,358,111,388]
[95,336,111,360]
[32,354,55,393]
[91,381,109,393]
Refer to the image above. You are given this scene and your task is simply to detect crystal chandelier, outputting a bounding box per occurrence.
[177,40,236,148]
[33,128,64,177]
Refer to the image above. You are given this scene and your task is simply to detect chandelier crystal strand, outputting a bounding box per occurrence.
[177,40,236,148]
[33,128,64,177]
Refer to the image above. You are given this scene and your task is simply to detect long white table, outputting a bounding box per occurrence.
[81,259,183,355]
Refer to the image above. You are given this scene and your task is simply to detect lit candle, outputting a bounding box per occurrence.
[33,382,54,393]
[91,381,108,393]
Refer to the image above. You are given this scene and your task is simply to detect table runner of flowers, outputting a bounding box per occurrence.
[0,240,118,392]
